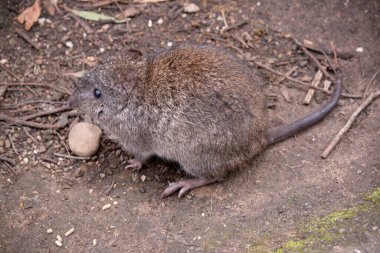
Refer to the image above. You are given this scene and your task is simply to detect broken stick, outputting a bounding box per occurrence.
[303,70,323,105]
[321,89,380,158]
[0,113,69,129]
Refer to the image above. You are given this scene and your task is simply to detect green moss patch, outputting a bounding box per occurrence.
[275,187,380,252]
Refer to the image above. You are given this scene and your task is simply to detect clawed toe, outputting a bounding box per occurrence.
[161,178,217,198]
[125,159,143,171]
[161,181,191,198]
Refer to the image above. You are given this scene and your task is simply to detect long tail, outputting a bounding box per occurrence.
[267,69,342,145]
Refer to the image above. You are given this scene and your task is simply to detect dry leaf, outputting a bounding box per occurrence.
[67,8,128,23]
[115,7,141,19]
[17,0,41,31]
[63,70,86,78]
[133,0,167,3]
[42,0,59,16]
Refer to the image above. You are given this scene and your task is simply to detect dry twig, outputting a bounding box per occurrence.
[15,28,40,50]
[321,89,380,158]
[0,82,72,95]
[0,155,16,166]
[363,68,380,98]
[7,133,18,155]
[299,39,353,60]
[292,37,334,79]
[104,181,115,195]
[0,113,69,129]
[54,130,72,161]
[227,44,360,99]
[22,106,71,121]
[252,60,360,98]
[54,153,91,160]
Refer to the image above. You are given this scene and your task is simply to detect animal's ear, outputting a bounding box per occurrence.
[127,49,143,61]
[121,68,139,91]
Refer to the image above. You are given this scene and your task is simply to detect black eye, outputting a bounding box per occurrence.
[93,88,102,98]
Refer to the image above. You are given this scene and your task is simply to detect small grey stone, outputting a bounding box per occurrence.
[298,60,308,68]
[291,71,299,77]
[183,3,200,13]
[338,99,345,106]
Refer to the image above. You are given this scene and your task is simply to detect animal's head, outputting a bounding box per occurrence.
[69,49,145,123]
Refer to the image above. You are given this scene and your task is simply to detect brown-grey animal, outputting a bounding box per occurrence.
[69,45,341,198]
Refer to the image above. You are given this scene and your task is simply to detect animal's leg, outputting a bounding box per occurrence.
[162,178,217,198]
[124,158,143,171]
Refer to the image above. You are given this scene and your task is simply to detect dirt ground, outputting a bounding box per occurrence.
[0,0,379,252]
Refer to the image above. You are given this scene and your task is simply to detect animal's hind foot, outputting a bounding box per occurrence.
[161,178,216,198]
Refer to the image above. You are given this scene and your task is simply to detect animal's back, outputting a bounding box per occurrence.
[135,46,268,178]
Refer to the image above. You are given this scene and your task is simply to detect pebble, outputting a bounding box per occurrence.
[183,3,200,13]
[93,239,97,246]
[75,164,88,177]
[148,19,153,27]
[338,99,345,106]
[102,203,111,210]
[298,60,308,67]
[55,240,62,247]
[5,139,10,148]
[291,71,299,77]
[57,235,63,242]
[64,228,75,236]
[65,41,73,48]
[355,47,364,53]
[99,173,106,179]
[38,145,47,153]
[38,17,46,26]
[157,18,164,25]
[46,228,53,234]
[356,169,362,175]
[68,122,102,157]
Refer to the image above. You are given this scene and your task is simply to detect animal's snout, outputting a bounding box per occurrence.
[68,94,79,108]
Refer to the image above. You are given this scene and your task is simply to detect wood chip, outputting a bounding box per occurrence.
[64,228,75,236]
[280,87,291,103]
[323,80,332,92]
[303,70,323,105]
